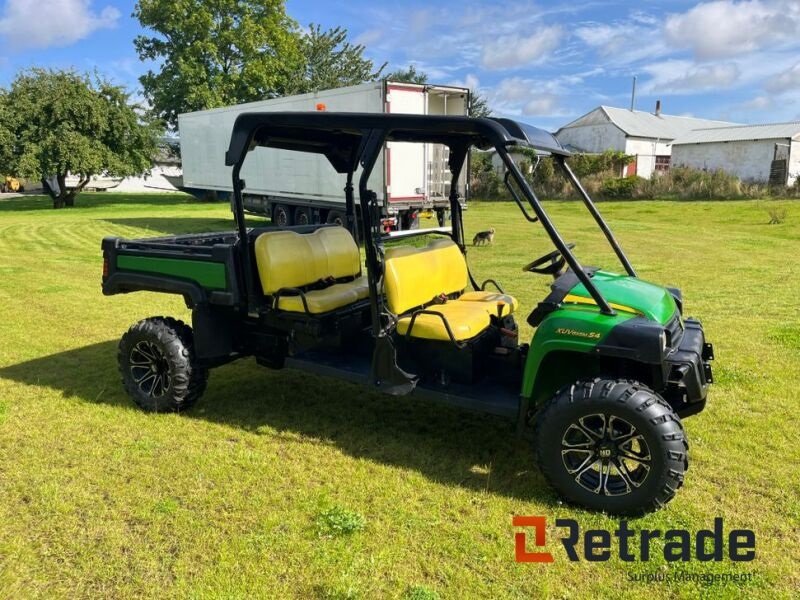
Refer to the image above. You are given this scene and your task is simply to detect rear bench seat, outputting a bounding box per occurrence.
[254,227,369,314]
[384,239,518,342]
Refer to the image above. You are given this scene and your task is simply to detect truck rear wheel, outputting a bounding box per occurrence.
[273,204,292,227]
[294,206,312,225]
[533,378,688,515]
[326,210,346,226]
[118,317,208,413]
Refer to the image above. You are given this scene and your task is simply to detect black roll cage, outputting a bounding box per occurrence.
[225,112,636,329]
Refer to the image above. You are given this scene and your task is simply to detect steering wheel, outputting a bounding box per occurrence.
[522,243,576,276]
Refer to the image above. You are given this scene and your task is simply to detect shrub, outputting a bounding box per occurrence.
[469,151,503,199]
[601,176,639,199]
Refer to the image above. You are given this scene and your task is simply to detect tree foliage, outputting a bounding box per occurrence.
[469,92,491,118]
[135,1,385,126]
[0,94,14,168]
[135,0,301,127]
[287,24,385,94]
[0,69,159,208]
[385,65,428,84]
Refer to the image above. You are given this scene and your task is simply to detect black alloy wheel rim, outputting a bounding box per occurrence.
[560,413,652,496]
[129,341,171,398]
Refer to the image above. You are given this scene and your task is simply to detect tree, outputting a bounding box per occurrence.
[385,64,428,84]
[135,0,301,127]
[0,69,160,208]
[287,24,385,94]
[469,92,491,118]
[0,94,13,168]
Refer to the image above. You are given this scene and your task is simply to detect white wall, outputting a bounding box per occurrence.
[624,137,673,179]
[555,123,627,153]
[109,165,183,193]
[789,140,800,185]
[672,138,789,183]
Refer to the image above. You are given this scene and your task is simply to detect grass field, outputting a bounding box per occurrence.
[0,193,798,599]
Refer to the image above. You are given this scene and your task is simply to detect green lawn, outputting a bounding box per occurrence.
[0,193,798,599]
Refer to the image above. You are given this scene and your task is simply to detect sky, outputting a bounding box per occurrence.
[1,0,800,131]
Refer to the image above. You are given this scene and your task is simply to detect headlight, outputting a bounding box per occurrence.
[659,330,668,353]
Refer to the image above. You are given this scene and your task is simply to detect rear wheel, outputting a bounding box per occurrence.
[294,206,312,225]
[326,210,346,226]
[533,378,688,514]
[118,317,208,413]
[273,204,292,227]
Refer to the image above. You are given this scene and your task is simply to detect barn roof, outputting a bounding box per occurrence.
[557,106,736,141]
[672,121,800,145]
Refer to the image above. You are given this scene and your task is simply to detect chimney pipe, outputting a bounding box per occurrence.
[655,100,662,116]
[630,76,637,111]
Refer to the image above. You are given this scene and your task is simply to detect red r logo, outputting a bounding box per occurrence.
[513,516,554,563]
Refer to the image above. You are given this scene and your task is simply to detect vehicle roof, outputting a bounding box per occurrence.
[224,112,568,171]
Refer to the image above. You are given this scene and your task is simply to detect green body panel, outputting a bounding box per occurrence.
[521,271,677,400]
[117,256,227,290]
[570,270,677,325]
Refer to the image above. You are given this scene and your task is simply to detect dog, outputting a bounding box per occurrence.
[472,227,495,246]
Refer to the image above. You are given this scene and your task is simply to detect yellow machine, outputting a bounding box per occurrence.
[1,176,24,193]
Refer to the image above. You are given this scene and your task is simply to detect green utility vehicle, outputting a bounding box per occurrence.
[102,113,714,514]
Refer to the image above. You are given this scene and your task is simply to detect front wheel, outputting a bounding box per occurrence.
[533,379,688,515]
[118,317,208,413]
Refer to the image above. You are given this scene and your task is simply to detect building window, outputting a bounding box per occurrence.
[655,155,671,172]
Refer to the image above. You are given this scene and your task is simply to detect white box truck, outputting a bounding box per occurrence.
[178,81,470,230]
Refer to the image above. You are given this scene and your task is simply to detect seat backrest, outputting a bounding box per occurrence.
[384,239,469,314]
[254,227,361,294]
[316,226,361,279]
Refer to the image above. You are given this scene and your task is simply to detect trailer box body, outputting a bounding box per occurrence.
[178,81,470,228]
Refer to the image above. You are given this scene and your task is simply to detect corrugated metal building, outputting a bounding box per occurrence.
[554,104,736,178]
[671,122,800,185]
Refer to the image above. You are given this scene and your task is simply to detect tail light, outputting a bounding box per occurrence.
[102,256,109,279]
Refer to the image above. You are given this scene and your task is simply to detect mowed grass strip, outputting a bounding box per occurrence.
[0,193,798,599]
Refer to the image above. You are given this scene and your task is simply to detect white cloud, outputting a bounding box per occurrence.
[0,0,119,50]
[575,19,671,66]
[740,95,773,110]
[523,94,559,116]
[664,0,800,60]
[765,62,800,93]
[481,25,561,70]
[354,28,384,47]
[643,60,740,93]
[487,76,573,118]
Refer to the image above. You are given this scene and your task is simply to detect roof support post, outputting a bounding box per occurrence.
[497,145,616,316]
[556,156,637,278]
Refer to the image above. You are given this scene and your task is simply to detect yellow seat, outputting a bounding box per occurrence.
[396,302,491,341]
[458,291,518,318]
[384,238,512,341]
[277,283,362,313]
[254,227,368,314]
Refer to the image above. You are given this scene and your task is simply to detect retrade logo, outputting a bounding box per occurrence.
[513,517,755,563]
[512,516,554,562]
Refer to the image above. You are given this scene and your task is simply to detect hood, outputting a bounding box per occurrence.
[567,270,677,325]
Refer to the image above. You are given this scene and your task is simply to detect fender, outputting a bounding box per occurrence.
[102,272,207,307]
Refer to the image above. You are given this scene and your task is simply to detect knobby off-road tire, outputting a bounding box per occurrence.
[118,317,208,413]
[533,378,689,515]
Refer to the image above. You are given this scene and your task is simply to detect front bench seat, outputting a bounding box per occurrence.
[254,227,369,314]
[384,238,514,342]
